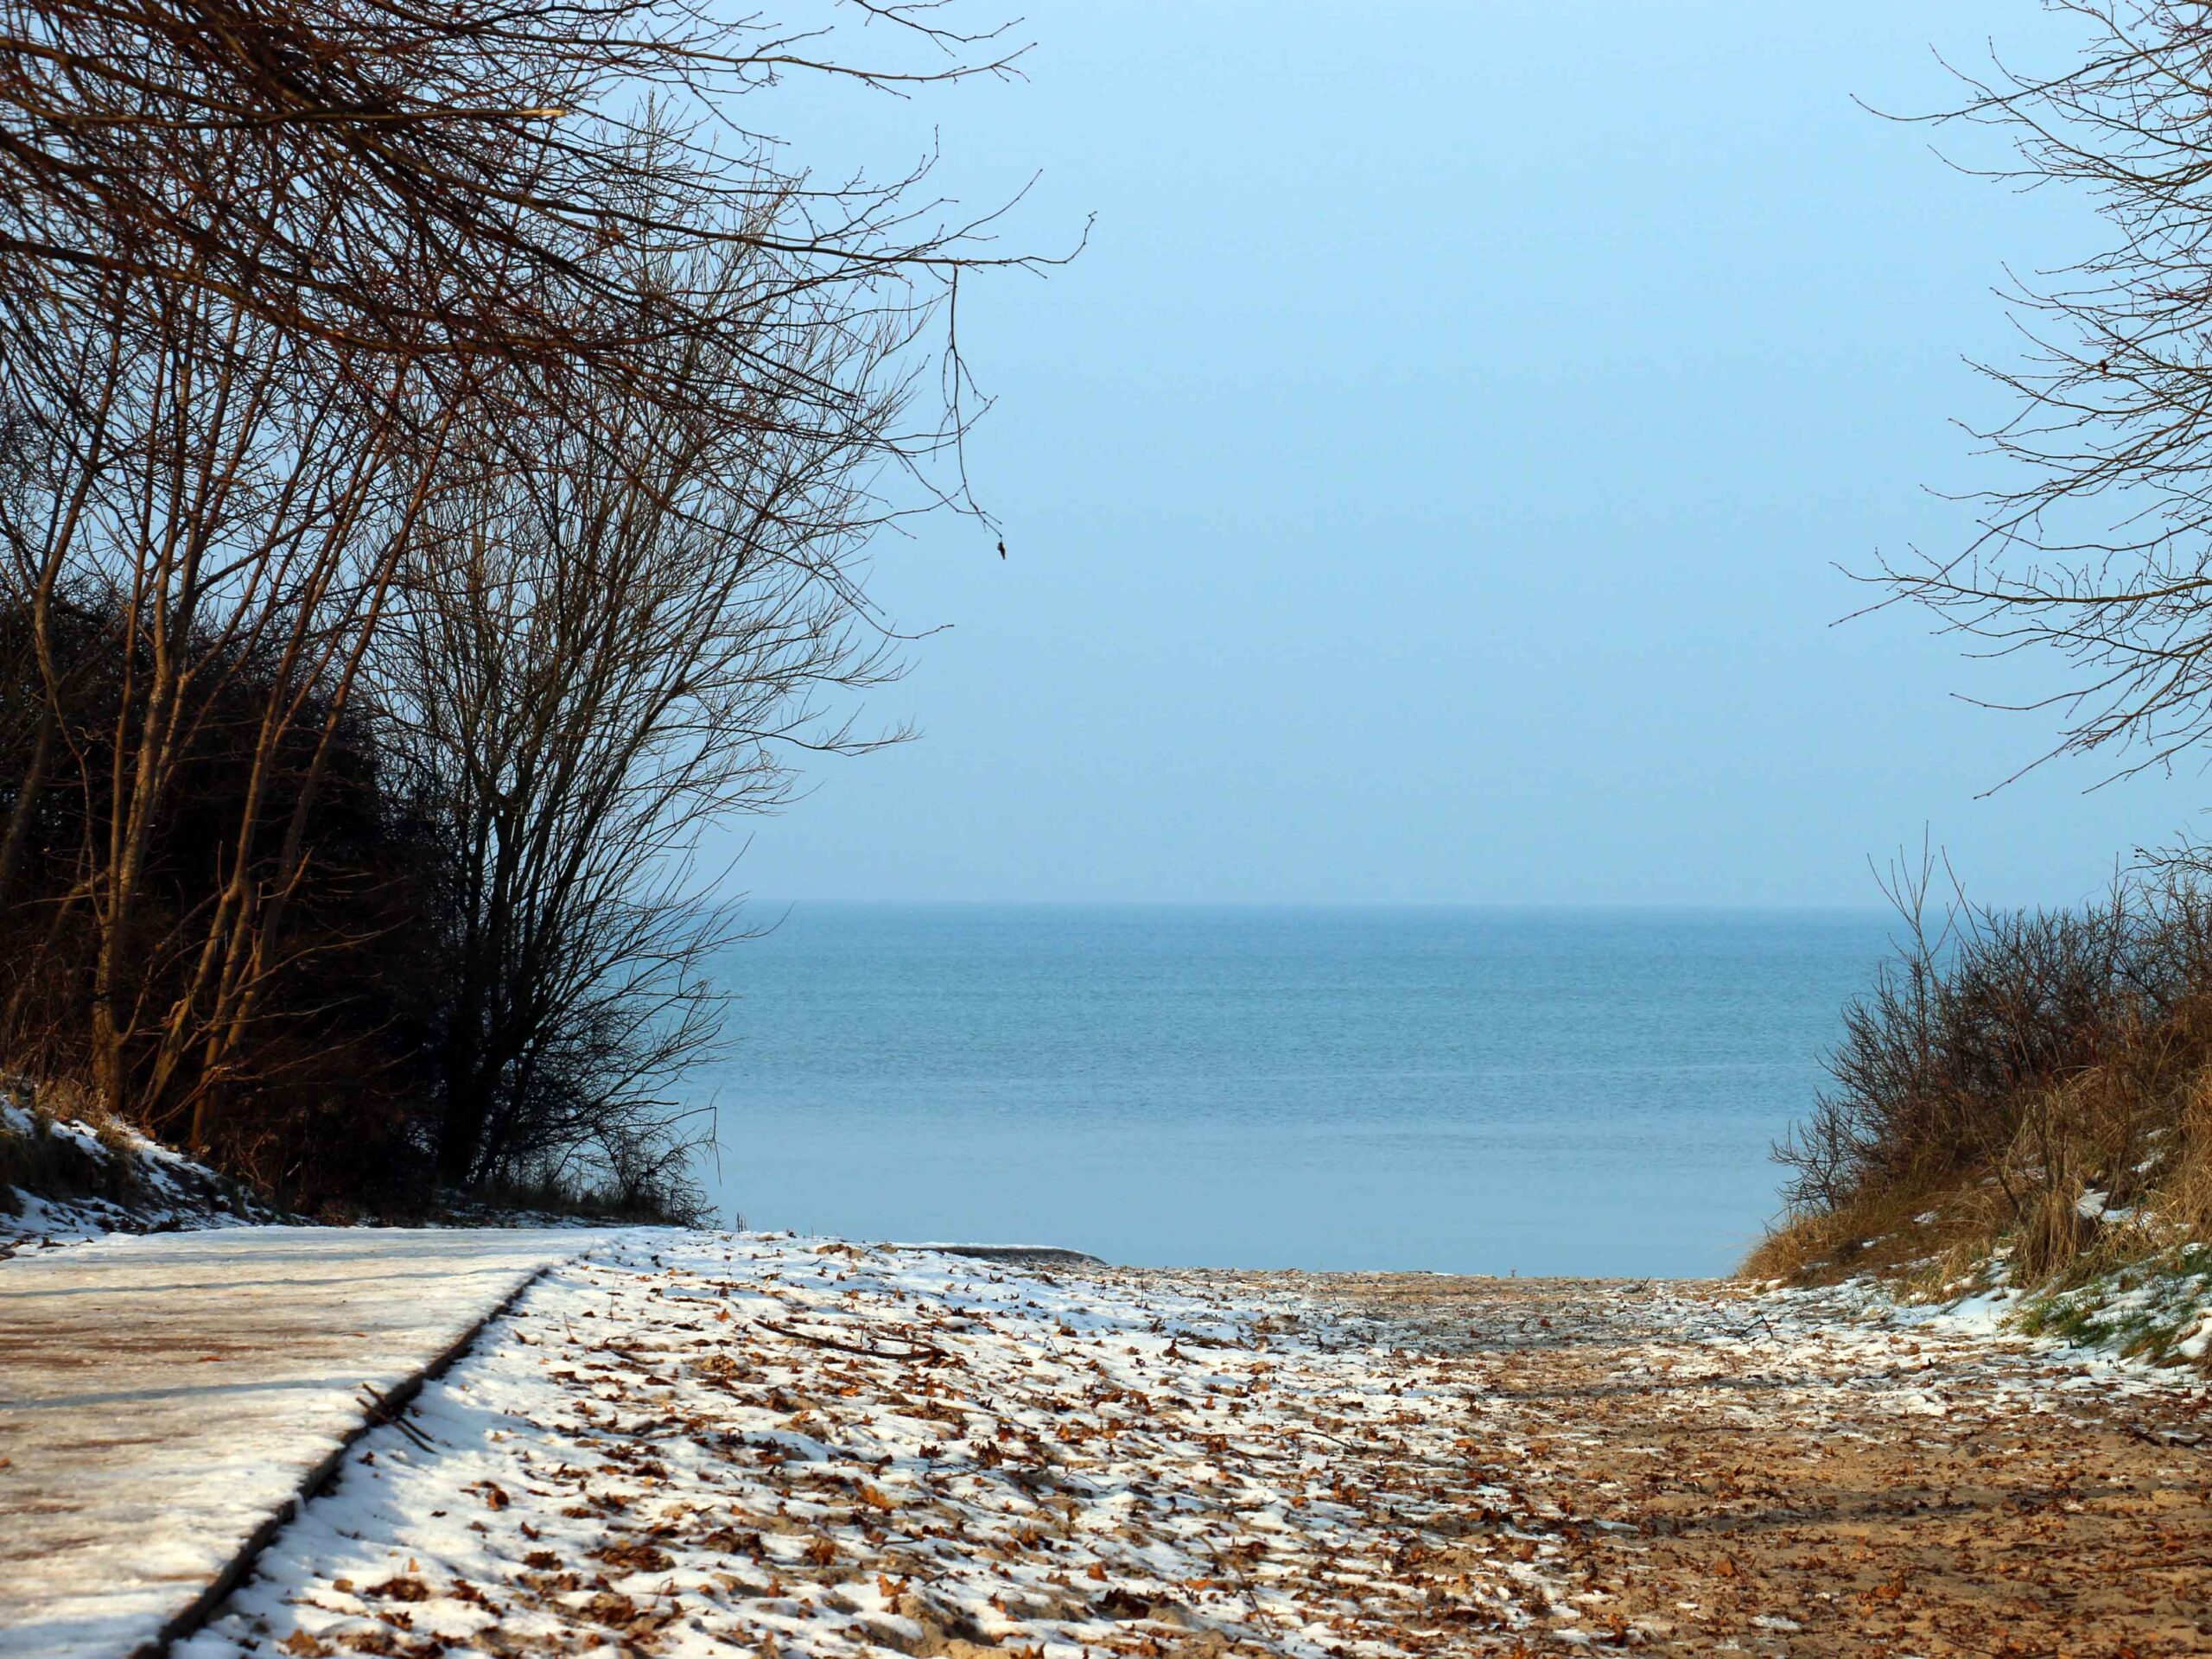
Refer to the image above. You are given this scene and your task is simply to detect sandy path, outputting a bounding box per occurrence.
[0,1227,608,1659]
[1229,1272,2212,1657]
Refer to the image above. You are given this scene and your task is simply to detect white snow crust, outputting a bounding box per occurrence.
[0,1096,268,1251]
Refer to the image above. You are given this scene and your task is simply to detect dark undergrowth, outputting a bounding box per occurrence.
[0,594,709,1226]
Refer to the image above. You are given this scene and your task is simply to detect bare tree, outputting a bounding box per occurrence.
[1872,3,2212,783]
[0,193,456,1136]
[0,0,1037,382]
[0,0,1052,1165]
[377,232,914,1198]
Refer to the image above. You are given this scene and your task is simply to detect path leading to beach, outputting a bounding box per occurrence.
[144,1235,2212,1659]
[0,1227,607,1659]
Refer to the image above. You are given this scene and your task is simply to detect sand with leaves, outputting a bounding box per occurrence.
[101,1234,2201,1659]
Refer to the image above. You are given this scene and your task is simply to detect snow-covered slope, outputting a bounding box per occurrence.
[0,1088,270,1253]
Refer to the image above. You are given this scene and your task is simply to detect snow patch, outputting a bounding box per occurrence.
[1,1085,270,1254]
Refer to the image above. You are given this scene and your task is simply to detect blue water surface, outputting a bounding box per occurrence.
[699,906,1894,1276]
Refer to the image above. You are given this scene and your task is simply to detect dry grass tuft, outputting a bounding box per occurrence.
[1744,1185,1930,1285]
[2158,1073,2212,1237]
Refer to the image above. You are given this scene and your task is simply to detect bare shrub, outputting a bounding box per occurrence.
[376,233,915,1207]
[1770,851,2212,1281]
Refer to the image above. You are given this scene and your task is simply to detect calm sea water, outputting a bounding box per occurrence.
[698,906,1895,1277]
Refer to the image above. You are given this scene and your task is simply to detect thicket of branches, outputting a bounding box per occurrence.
[1876,2,2212,779]
[0,0,1035,1215]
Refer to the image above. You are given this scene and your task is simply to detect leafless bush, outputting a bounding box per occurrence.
[376,233,915,1203]
[1772,847,2212,1279]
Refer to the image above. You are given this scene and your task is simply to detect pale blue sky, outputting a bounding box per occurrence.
[728,1,2179,908]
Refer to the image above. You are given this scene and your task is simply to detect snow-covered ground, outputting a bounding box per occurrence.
[177,1234,1583,1659]
[169,1235,2212,1659]
[10,1228,2212,1657]
[1755,1247,2212,1374]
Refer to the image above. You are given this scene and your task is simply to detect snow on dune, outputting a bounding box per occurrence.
[0,1092,268,1251]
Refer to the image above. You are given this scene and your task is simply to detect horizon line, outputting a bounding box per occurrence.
[731,897,1911,912]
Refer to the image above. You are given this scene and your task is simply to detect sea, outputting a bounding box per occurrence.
[697,906,1897,1278]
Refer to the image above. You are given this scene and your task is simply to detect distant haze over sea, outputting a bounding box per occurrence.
[702,906,1896,1277]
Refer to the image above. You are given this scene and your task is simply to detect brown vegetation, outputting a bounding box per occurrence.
[1751,855,2212,1292]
